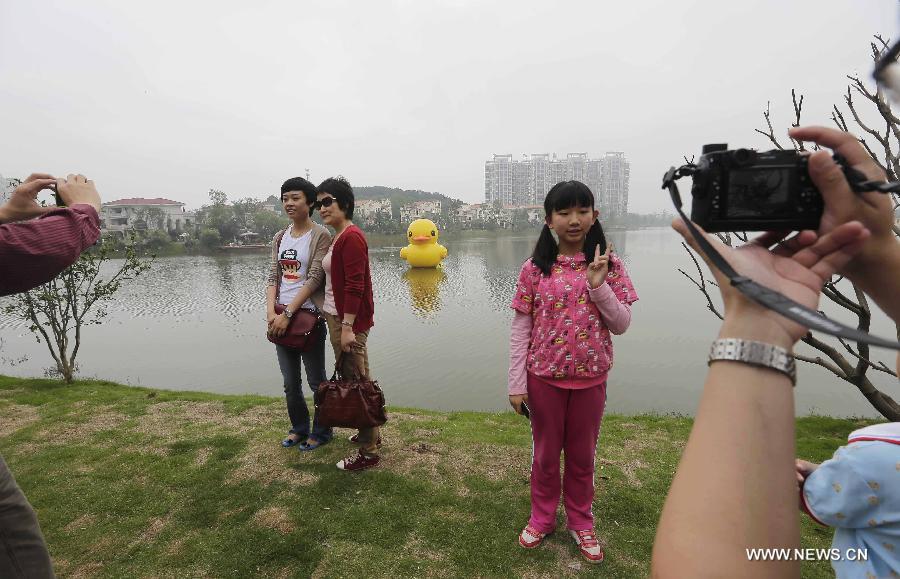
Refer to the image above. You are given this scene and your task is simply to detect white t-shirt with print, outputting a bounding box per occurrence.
[277,227,314,310]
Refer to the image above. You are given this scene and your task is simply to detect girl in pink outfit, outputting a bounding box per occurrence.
[508,181,638,564]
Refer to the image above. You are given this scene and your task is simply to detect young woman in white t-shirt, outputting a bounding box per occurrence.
[265,177,333,450]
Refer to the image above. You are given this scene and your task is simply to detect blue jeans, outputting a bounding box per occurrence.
[274,320,332,442]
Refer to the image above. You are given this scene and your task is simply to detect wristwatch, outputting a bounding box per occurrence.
[283,306,293,319]
[708,338,796,385]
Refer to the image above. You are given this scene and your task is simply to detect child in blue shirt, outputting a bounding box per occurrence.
[797,422,900,578]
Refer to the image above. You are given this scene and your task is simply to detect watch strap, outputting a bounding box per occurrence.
[708,338,796,386]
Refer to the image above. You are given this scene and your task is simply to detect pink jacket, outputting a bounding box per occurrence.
[508,252,637,394]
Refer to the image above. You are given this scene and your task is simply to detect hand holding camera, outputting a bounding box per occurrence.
[0,173,59,224]
[54,174,101,213]
[788,126,898,283]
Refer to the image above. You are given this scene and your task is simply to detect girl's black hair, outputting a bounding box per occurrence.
[531,180,607,276]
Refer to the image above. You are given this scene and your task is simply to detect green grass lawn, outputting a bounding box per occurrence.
[0,375,876,578]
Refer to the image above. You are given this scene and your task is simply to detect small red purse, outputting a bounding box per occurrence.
[267,304,323,351]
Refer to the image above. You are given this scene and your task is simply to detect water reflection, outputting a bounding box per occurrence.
[0,229,893,417]
[403,267,446,318]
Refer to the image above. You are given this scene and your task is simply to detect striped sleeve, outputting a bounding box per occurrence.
[0,204,100,296]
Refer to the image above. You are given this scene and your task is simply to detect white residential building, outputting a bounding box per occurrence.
[456,203,495,224]
[101,198,194,233]
[355,199,393,224]
[400,200,441,223]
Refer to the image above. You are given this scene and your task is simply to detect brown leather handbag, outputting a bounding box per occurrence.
[315,354,388,429]
[267,304,323,351]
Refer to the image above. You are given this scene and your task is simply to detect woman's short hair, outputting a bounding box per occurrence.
[280,177,318,206]
[317,176,355,220]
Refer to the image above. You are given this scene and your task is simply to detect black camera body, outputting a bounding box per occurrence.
[690,144,823,232]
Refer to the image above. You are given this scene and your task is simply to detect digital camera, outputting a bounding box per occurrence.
[689,144,823,232]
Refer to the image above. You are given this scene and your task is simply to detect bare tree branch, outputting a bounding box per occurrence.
[837,337,898,376]
[679,242,723,320]
[754,101,786,150]
[793,352,846,378]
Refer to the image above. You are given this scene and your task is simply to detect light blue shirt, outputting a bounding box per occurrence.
[802,423,900,578]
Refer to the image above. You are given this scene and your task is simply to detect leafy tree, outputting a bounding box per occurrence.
[143,229,172,253]
[199,189,238,242]
[133,207,166,231]
[199,228,221,250]
[2,237,151,383]
[265,195,286,215]
[252,209,289,240]
[232,197,264,232]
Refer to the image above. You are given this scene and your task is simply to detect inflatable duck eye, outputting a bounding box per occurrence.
[431,230,436,236]
[408,231,413,237]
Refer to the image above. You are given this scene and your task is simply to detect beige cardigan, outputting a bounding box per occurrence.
[266,222,332,310]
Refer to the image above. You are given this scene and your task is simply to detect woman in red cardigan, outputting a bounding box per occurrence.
[315,177,380,471]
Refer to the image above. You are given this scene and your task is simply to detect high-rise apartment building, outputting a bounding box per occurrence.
[600,152,630,218]
[484,151,628,216]
[530,154,550,206]
[484,154,514,206]
[549,154,567,191]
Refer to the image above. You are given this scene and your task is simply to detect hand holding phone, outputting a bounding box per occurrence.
[508,394,529,418]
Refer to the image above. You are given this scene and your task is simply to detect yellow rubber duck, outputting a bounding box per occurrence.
[400,218,448,268]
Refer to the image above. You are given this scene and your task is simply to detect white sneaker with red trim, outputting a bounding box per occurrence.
[519,525,549,549]
[570,529,604,563]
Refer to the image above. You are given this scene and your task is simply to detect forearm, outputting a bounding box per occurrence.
[508,312,531,395]
[588,284,631,334]
[0,205,100,296]
[266,286,277,315]
[285,286,313,313]
[653,317,800,578]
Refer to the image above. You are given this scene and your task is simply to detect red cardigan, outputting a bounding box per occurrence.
[331,225,374,333]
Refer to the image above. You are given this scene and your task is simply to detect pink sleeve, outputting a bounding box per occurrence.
[588,283,632,335]
[606,253,638,305]
[510,260,536,314]
[508,311,532,395]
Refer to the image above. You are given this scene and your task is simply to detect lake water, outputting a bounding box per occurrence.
[1,228,896,417]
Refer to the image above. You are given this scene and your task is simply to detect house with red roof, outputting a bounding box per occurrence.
[101,198,194,234]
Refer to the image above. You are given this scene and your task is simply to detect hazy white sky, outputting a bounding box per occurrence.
[1,0,895,213]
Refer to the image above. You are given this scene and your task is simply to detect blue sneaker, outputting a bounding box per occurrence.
[281,435,305,448]
[298,438,329,451]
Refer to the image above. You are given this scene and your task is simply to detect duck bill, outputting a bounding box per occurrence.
[413,236,431,242]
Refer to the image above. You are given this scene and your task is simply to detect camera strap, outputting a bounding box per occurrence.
[662,165,900,351]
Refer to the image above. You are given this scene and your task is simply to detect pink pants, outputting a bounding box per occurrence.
[527,373,607,533]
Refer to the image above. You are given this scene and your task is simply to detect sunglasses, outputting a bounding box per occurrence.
[314,196,335,210]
